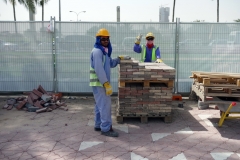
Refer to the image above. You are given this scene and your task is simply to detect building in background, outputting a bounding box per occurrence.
[116,6,120,22]
[159,7,170,22]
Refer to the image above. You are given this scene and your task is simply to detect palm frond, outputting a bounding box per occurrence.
[18,0,36,14]
[38,0,50,6]
[4,0,16,5]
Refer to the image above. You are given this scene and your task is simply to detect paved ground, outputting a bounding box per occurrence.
[0,95,240,160]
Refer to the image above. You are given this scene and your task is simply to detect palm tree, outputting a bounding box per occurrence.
[2,0,37,21]
[172,0,176,22]
[2,0,17,21]
[39,0,50,21]
[234,19,240,22]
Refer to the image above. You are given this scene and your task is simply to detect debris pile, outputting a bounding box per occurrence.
[2,85,67,113]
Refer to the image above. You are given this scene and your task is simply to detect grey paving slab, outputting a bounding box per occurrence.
[0,96,240,160]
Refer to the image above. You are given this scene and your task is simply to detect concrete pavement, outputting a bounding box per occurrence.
[0,96,240,160]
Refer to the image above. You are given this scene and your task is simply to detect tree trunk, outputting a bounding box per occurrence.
[172,0,176,22]
[13,3,18,33]
[13,3,16,21]
[217,0,219,22]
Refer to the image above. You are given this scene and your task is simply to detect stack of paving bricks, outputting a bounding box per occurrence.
[117,58,175,123]
[2,85,67,112]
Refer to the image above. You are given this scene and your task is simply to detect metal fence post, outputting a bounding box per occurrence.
[50,16,57,93]
[174,18,180,93]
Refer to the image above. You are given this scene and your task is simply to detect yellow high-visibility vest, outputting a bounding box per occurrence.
[89,56,105,87]
[141,45,158,62]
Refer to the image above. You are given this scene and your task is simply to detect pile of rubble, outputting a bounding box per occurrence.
[2,85,67,113]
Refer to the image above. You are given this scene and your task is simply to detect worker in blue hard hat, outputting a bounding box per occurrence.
[89,28,130,137]
[133,32,163,63]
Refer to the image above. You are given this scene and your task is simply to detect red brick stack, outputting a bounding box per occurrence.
[117,58,175,118]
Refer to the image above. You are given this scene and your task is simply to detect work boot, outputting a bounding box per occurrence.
[94,127,101,131]
[101,130,119,137]
[101,125,118,137]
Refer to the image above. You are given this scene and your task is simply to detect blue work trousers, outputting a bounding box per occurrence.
[92,86,112,132]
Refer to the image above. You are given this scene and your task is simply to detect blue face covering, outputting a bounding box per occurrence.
[94,37,112,57]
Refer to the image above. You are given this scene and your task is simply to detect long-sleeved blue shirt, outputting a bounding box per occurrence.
[90,48,120,85]
[133,44,161,62]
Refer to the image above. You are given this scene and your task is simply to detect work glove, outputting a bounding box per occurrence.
[103,82,113,96]
[118,55,131,60]
[155,59,163,63]
[135,34,143,45]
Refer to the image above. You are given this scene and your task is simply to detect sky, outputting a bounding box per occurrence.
[0,0,239,22]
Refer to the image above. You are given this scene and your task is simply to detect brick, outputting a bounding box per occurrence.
[29,92,39,102]
[28,106,39,112]
[27,96,34,105]
[120,75,126,78]
[43,103,50,107]
[120,71,133,75]
[46,108,53,112]
[7,98,16,105]
[53,92,62,100]
[36,107,47,113]
[25,102,34,109]
[49,104,58,110]
[3,104,9,109]
[16,97,26,101]
[32,89,43,97]
[126,69,139,72]
[58,106,68,111]
[17,99,27,110]
[34,101,43,108]
[37,85,48,94]
[119,68,126,71]
[56,101,67,107]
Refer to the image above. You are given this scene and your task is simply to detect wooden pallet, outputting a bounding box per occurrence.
[190,71,240,86]
[192,83,240,102]
[119,80,174,87]
[116,113,172,123]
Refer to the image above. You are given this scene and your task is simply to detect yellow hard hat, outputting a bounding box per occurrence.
[96,28,110,37]
[146,32,155,39]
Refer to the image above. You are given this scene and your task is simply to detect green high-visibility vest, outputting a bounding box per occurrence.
[141,45,158,62]
[89,55,105,87]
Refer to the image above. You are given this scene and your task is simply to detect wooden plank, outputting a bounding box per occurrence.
[203,78,210,86]
[191,71,240,76]
[119,81,125,87]
[119,80,174,87]
[196,83,240,88]
[116,116,123,123]
[116,115,172,123]
[168,80,174,87]
[206,93,240,97]
[144,81,149,87]
[237,79,240,87]
[227,78,235,83]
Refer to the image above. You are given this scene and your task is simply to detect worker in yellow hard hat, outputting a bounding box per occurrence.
[134,32,163,63]
[89,28,130,137]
